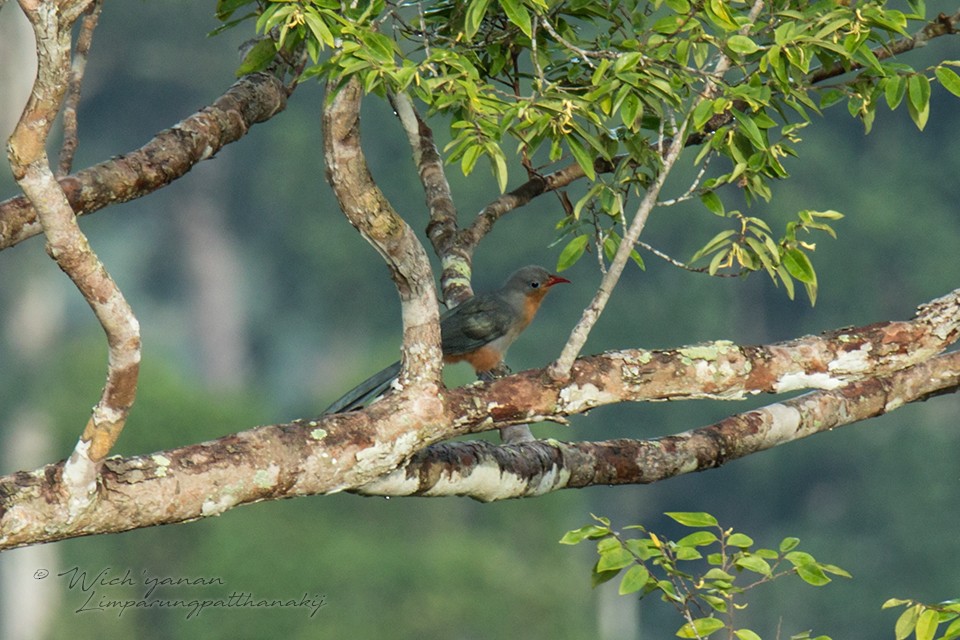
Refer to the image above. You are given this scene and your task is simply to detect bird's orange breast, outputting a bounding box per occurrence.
[444,345,504,372]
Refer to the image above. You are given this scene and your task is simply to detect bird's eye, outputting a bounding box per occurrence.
[530,280,540,288]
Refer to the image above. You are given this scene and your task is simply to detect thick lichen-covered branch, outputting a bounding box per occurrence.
[2,286,957,548]
[0,72,289,251]
[356,349,960,501]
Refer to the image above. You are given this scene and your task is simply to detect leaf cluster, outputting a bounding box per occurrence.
[214,1,959,302]
[561,512,850,639]
[689,208,842,304]
[884,598,960,640]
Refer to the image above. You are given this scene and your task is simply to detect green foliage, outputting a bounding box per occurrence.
[884,598,960,640]
[689,208,842,304]
[562,513,850,639]
[214,0,957,300]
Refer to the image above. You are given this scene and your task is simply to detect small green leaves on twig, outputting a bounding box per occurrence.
[883,598,960,640]
[562,512,848,639]
[690,209,843,305]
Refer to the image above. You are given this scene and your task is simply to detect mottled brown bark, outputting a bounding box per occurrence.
[0,72,288,250]
[1,287,958,548]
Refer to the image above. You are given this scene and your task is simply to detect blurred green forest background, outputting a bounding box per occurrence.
[0,2,958,638]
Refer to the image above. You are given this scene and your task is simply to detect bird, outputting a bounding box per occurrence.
[323,265,570,414]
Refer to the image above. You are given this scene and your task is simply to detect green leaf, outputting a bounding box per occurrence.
[782,248,816,284]
[464,0,492,39]
[597,546,636,572]
[690,229,736,263]
[733,109,765,149]
[677,531,719,547]
[726,533,754,548]
[701,191,725,216]
[776,263,796,300]
[498,0,532,37]
[592,567,621,588]
[884,75,907,110]
[559,524,610,544]
[216,0,256,21]
[676,546,704,561]
[734,630,762,640]
[941,617,960,640]
[728,35,760,55]
[677,617,726,638]
[907,74,931,130]
[915,608,939,640]
[618,565,651,595]
[665,512,718,527]
[702,594,728,612]
[779,537,801,553]
[566,136,597,181]
[236,39,278,76]
[303,10,335,48]
[895,604,921,640]
[882,598,913,610]
[557,235,589,271]
[488,145,509,192]
[705,0,738,31]
[935,66,960,98]
[735,554,772,577]
[704,568,734,581]
[794,562,830,586]
[692,99,716,131]
[620,93,643,130]
[820,563,851,579]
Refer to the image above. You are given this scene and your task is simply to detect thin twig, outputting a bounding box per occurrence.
[9,0,141,517]
[57,0,102,177]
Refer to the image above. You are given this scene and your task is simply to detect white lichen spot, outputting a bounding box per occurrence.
[884,396,905,413]
[765,403,803,442]
[355,430,421,468]
[253,464,280,489]
[358,470,420,496]
[558,383,617,413]
[201,492,239,517]
[63,439,98,518]
[829,344,873,373]
[151,454,171,477]
[310,427,328,440]
[774,371,843,393]
[678,340,734,362]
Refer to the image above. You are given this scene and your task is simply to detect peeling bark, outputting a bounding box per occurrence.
[1,287,957,548]
[357,350,960,500]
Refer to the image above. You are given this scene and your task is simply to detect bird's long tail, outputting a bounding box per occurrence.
[323,360,402,414]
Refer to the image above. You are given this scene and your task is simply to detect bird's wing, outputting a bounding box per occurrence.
[440,294,514,356]
[323,360,402,414]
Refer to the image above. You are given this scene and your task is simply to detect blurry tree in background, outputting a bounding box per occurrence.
[0,1,959,638]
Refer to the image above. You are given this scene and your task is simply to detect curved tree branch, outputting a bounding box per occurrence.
[322,77,443,391]
[0,71,289,251]
[1,285,956,548]
[356,349,960,500]
[8,0,140,515]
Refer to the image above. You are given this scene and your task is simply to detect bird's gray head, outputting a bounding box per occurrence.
[503,265,571,297]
